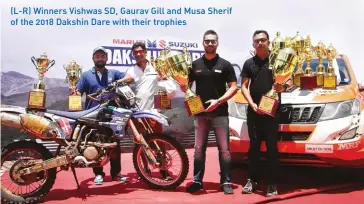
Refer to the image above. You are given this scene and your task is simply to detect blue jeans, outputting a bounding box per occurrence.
[192,116,232,185]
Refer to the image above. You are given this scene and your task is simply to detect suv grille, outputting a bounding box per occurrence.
[279,104,325,124]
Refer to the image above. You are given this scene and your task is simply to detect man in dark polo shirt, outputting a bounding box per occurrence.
[182,30,238,194]
[240,30,289,197]
[76,46,128,185]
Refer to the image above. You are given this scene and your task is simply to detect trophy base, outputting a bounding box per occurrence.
[154,94,171,110]
[293,72,303,87]
[184,95,205,117]
[300,75,318,90]
[316,73,325,87]
[257,95,279,117]
[27,89,46,111]
[323,75,337,89]
[68,95,83,111]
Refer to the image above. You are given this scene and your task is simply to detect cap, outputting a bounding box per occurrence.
[93,46,108,57]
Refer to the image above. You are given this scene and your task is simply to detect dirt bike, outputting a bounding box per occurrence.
[0,82,189,204]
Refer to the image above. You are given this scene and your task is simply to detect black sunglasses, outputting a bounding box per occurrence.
[204,40,217,44]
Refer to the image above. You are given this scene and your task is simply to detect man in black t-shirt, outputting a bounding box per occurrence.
[181,30,238,194]
[240,30,290,197]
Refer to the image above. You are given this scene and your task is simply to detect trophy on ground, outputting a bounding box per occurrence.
[323,44,337,89]
[257,34,298,117]
[27,53,55,110]
[150,55,172,110]
[153,46,205,116]
[314,41,327,87]
[291,32,306,87]
[300,35,318,90]
[64,60,82,111]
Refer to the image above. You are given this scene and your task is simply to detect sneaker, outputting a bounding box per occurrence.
[160,170,172,181]
[241,179,258,194]
[112,174,129,183]
[186,182,203,193]
[94,175,104,185]
[220,184,233,194]
[266,184,278,197]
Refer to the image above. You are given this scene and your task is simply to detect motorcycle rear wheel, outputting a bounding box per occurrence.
[1,140,57,204]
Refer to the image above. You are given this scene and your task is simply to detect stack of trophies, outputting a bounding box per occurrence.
[256,31,339,117]
[27,53,83,112]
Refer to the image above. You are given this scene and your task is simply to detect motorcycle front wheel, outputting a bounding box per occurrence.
[133,133,189,190]
[1,140,57,204]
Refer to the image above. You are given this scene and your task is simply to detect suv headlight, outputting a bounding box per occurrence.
[229,101,248,120]
[319,99,360,121]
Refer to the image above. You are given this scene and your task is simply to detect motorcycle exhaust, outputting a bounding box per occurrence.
[0,112,22,129]
[20,113,63,139]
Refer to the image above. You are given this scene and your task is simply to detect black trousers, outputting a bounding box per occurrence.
[93,140,121,177]
[246,108,280,184]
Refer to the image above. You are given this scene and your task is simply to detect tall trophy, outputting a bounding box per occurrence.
[27,53,55,110]
[269,32,285,70]
[291,32,306,87]
[300,35,317,90]
[323,44,337,89]
[150,55,172,110]
[64,60,82,111]
[314,41,327,87]
[257,35,298,117]
[154,46,205,116]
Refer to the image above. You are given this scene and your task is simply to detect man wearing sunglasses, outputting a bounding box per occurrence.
[181,30,238,195]
[240,30,286,197]
[116,42,176,180]
[75,46,129,185]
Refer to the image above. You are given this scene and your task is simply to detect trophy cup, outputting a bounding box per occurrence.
[257,36,298,117]
[27,53,55,110]
[150,55,172,110]
[314,41,327,87]
[291,32,306,87]
[300,35,318,90]
[154,46,205,116]
[323,44,337,89]
[64,60,82,111]
[268,32,286,70]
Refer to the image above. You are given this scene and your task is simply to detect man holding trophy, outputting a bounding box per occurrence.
[240,30,293,197]
[182,30,238,195]
[75,47,128,185]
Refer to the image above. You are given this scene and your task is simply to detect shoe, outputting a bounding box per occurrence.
[112,174,129,183]
[241,179,258,194]
[94,175,104,185]
[220,184,233,194]
[160,170,172,181]
[186,182,203,193]
[266,184,278,197]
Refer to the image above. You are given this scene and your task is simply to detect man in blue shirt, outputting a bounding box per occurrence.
[76,46,128,185]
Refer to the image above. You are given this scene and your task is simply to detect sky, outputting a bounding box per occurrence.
[1,0,364,83]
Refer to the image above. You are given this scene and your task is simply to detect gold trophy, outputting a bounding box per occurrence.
[291,32,306,87]
[150,55,171,110]
[28,53,55,110]
[300,35,318,90]
[269,32,286,69]
[323,44,337,89]
[154,46,205,116]
[64,60,82,111]
[314,41,327,87]
[257,35,298,117]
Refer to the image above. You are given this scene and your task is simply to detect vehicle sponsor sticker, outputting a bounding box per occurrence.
[305,144,334,153]
[57,117,72,137]
[337,140,361,150]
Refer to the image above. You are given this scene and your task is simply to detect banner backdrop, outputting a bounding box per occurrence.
[1,0,364,144]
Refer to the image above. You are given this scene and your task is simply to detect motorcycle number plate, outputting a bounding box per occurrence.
[119,86,135,100]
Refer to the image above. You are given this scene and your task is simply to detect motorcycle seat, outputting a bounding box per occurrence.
[47,105,100,120]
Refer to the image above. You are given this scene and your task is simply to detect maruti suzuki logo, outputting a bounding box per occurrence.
[159,40,167,48]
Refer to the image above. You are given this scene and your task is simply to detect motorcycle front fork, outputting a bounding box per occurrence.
[127,119,161,167]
